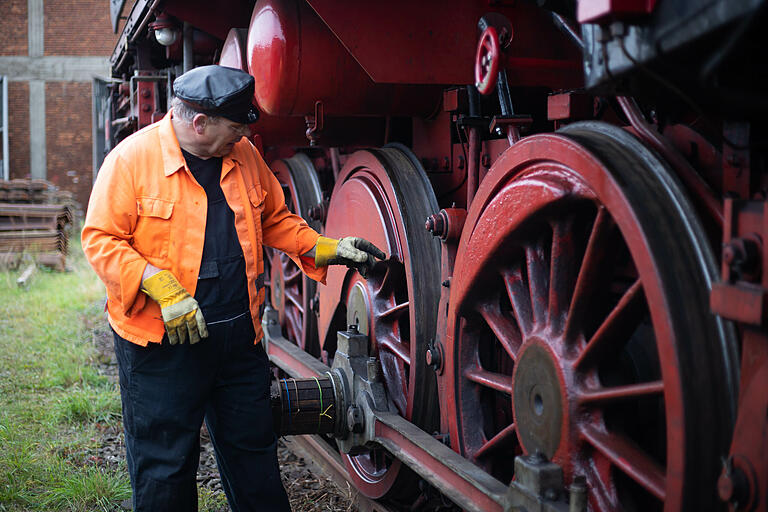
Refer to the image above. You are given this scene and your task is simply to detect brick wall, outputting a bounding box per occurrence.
[0,0,120,210]
[45,82,93,208]
[0,0,28,56]
[45,1,118,56]
[8,82,31,179]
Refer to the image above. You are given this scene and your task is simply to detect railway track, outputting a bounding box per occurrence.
[285,434,399,512]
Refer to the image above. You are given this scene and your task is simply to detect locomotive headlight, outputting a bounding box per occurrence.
[154,27,179,46]
[149,13,178,46]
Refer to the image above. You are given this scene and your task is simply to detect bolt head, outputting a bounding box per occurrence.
[346,406,364,433]
[718,472,735,502]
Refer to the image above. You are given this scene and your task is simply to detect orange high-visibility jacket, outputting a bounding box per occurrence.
[82,111,325,346]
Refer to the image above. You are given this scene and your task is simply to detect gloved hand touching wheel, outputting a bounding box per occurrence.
[314,236,386,279]
[141,270,209,345]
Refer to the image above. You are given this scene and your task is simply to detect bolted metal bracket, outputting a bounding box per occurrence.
[331,325,394,455]
[504,453,572,512]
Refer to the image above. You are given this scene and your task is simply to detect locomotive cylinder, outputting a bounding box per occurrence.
[271,376,339,436]
[246,0,440,118]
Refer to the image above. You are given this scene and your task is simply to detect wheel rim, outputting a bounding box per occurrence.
[321,146,441,498]
[265,153,323,354]
[446,124,737,510]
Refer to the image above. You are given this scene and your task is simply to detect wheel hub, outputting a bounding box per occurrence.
[346,282,370,336]
[513,342,565,459]
[270,260,283,309]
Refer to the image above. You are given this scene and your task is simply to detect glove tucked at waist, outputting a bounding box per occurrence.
[140,270,208,345]
[314,236,386,279]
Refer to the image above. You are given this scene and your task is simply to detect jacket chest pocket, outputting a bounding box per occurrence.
[133,196,174,260]
[247,185,268,285]
[247,186,266,247]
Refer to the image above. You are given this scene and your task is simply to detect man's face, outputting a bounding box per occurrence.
[197,116,250,157]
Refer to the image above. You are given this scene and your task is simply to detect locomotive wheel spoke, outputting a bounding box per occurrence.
[284,289,304,314]
[374,259,402,297]
[283,267,302,285]
[473,422,517,461]
[563,206,612,342]
[464,365,514,395]
[577,380,664,406]
[381,351,409,416]
[380,330,412,366]
[548,218,576,335]
[574,279,644,370]
[585,462,621,511]
[580,424,666,501]
[525,240,550,328]
[503,265,533,336]
[378,301,409,323]
[477,303,521,361]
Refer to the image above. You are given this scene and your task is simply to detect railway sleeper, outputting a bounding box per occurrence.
[265,308,585,512]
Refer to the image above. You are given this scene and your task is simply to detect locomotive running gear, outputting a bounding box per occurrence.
[173,65,260,124]
[314,236,386,278]
[140,270,208,345]
[82,110,326,346]
[113,314,290,512]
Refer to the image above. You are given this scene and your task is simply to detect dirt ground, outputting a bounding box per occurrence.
[89,318,355,511]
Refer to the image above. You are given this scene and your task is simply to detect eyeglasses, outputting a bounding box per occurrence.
[224,121,250,137]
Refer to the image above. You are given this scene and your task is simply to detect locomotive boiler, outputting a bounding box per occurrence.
[99,0,768,510]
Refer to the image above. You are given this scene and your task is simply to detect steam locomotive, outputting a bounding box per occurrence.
[99,0,767,510]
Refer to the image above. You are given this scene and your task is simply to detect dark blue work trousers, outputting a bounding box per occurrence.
[113,313,290,512]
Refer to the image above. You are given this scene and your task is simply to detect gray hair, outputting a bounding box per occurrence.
[170,96,220,124]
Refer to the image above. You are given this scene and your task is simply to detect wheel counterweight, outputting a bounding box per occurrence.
[445,123,737,511]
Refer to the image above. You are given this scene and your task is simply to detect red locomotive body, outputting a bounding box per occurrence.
[100,0,768,510]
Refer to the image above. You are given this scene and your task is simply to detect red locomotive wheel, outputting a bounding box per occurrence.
[445,123,738,510]
[265,153,323,355]
[321,145,441,498]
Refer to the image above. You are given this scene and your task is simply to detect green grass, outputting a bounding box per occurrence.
[0,235,231,511]
[0,238,129,511]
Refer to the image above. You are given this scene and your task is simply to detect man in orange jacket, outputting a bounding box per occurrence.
[82,65,384,511]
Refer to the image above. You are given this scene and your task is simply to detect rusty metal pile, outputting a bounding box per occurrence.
[0,180,76,270]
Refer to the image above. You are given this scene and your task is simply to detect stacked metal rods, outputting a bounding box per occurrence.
[271,376,337,436]
[0,180,75,270]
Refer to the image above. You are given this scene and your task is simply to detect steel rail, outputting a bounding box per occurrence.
[284,435,398,512]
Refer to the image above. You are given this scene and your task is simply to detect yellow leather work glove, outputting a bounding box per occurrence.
[140,270,208,345]
[314,236,386,279]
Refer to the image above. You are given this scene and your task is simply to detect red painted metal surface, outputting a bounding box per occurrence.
[617,97,724,228]
[718,330,768,511]
[577,0,659,23]
[163,0,252,40]
[307,0,581,88]
[710,198,768,510]
[136,80,156,129]
[245,0,440,118]
[219,27,249,69]
[443,130,735,510]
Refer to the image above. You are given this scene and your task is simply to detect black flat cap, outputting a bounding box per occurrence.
[173,65,259,124]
